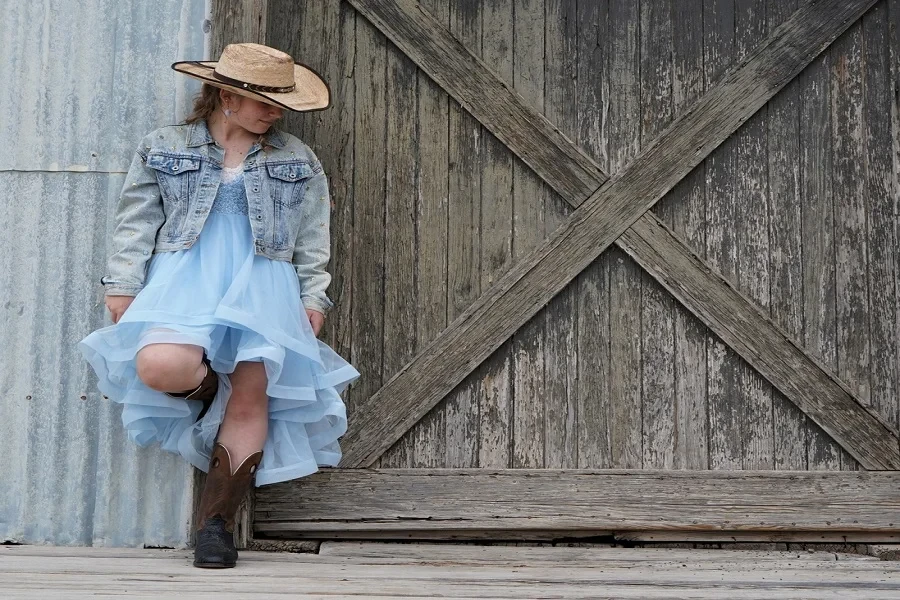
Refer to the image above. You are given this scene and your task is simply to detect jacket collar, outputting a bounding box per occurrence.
[187,119,288,150]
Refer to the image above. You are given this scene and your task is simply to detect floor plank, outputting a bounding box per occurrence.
[2,543,898,599]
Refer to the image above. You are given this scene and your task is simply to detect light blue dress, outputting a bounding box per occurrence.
[79,165,359,486]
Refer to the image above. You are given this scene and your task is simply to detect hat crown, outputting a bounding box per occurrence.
[214,43,294,88]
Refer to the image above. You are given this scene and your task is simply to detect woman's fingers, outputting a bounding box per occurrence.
[305,309,324,337]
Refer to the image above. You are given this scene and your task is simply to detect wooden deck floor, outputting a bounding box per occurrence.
[2,542,899,599]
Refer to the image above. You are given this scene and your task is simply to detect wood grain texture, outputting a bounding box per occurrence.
[210,0,268,57]
[343,0,607,203]
[605,0,643,470]
[337,0,883,469]
[733,0,775,472]
[510,0,546,470]
[891,0,900,439]
[379,40,419,468]
[668,0,710,470]
[6,544,900,599]
[573,0,612,469]
[349,14,387,420]
[443,0,481,469]
[255,469,900,535]
[703,0,742,471]
[618,215,900,470]
[767,0,806,471]
[411,0,449,468]
[861,3,899,434]
[477,0,515,470]
[639,0,677,470]
[799,48,843,471]
[543,0,578,469]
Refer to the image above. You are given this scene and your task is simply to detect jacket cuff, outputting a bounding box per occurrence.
[301,295,334,314]
[101,277,143,297]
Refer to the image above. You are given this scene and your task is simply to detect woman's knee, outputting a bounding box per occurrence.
[136,344,203,391]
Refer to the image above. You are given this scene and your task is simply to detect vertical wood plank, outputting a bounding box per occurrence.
[831,21,867,472]
[350,10,387,431]
[891,0,900,435]
[574,0,611,469]
[444,0,481,468]
[766,0,807,471]
[323,1,358,366]
[268,1,309,142]
[668,0,709,470]
[411,0,449,468]
[862,3,899,433]
[511,0,546,469]
[734,0,774,471]
[703,0,742,471]
[211,0,268,57]
[800,48,842,471]
[478,0,515,469]
[606,0,642,470]
[543,0,578,469]
[640,0,676,470]
[378,42,419,469]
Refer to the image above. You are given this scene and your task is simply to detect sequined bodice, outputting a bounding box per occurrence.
[210,165,248,215]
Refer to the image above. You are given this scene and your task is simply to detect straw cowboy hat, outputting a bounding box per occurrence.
[172,43,330,112]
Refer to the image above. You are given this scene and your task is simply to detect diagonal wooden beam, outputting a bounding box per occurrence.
[346,0,608,201]
[338,0,898,470]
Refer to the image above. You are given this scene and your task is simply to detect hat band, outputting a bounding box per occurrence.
[212,69,295,93]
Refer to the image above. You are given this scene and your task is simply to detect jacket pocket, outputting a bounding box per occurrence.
[266,161,316,208]
[145,152,203,238]
[146,152,202,200]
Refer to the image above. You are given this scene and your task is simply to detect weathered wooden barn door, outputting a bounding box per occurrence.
[247,0,900,542]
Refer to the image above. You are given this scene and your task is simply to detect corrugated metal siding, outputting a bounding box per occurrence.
[0,0,208,546]
[0,0,208,173]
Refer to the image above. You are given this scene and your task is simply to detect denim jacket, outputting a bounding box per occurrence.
[102,120,334,313]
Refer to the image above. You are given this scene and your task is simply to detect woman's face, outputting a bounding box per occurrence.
[222,92,284,135]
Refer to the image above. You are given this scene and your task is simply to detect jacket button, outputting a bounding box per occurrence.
[172,165,179,171]
[253,187,259,192]
[257,215,262,220]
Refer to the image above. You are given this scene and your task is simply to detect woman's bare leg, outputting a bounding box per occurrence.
[136,343,206,392]
[216,361,269,466]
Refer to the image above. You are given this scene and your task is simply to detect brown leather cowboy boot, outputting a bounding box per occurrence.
[166,356,217,420]
[193,443,263,568]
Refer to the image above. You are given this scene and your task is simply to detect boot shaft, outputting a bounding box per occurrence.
[196,443,263,532]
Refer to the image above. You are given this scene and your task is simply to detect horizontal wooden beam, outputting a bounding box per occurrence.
[619,215,900,469]
[617,531,900,544]
[255,470,900,538]
[337,0,889,469]
[344,0,607,203]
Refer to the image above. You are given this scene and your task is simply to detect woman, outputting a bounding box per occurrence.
[79,43,359,568]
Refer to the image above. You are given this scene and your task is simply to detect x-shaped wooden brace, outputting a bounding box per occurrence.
[337,0,900,470]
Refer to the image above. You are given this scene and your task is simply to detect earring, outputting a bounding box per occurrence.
[223,107,232,117]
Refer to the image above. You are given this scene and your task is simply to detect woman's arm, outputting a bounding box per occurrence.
[291,167,334,316]
[102,136,166,297]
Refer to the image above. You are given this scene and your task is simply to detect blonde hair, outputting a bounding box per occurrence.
[184,84,221,124]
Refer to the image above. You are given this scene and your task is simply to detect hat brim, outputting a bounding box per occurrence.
[172,61,331,112]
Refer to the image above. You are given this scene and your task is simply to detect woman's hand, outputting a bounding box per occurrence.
[306,309,324,337]
[106,295,135,324]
